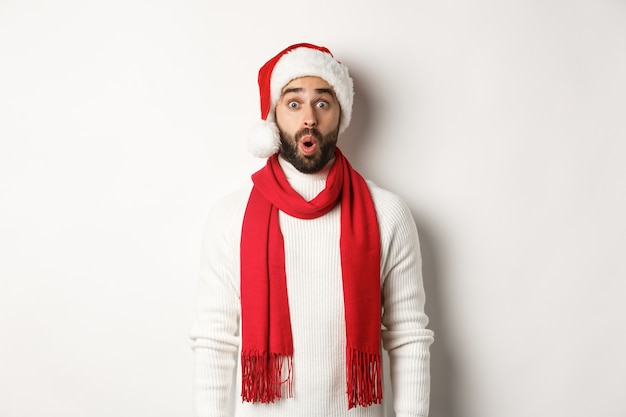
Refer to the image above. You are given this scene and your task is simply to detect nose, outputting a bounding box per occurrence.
[303,106,317,128]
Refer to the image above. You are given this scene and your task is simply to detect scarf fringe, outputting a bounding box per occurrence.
[241,351,293,403]
[346,347,383,409]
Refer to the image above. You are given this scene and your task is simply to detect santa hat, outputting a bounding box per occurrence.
[248,43,354,158]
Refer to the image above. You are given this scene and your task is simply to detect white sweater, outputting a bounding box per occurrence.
[190,157,434,417]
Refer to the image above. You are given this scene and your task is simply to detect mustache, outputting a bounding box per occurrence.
[295,128,323,141]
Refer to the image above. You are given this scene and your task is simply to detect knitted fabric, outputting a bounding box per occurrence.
[240,149,382,408]
[190,155,435,417]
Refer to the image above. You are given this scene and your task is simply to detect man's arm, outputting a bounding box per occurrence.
[190,190,248,417]
[376,188,435,417]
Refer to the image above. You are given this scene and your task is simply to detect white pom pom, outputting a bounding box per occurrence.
[248,120,281,158]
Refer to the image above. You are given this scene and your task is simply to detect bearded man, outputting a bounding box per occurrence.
[190,43,434,417]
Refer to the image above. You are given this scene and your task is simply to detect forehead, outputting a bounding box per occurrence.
[281,76,334,94]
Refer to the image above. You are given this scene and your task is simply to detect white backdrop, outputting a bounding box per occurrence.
[1,1,625,417]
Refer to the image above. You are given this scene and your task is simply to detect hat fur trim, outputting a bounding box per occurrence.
[269,47,354,135]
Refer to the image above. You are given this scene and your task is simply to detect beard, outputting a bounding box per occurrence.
[279,126,339,174]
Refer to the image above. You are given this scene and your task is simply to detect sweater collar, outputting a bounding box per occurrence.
[277,153,335,182]
[277,154,336,201]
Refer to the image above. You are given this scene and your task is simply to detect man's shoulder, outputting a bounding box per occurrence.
[365,180,420,256]
[205,183,253,229]
[211,184,252,212]
[366,180,410,215]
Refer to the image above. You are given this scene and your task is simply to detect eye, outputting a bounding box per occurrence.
[288,101,299,109]
[316,101,328,109]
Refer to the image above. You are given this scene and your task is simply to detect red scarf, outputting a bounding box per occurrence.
[240,148,382,409]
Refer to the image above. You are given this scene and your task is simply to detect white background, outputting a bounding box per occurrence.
[1,1,625,416]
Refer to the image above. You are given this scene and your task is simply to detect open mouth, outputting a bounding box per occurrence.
[299,136,318,155]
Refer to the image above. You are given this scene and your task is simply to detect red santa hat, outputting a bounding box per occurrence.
[248,43,354,158]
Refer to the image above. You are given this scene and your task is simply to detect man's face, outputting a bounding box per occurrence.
[275,76,341,173]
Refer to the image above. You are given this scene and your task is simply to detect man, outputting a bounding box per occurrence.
[190,43,434,417]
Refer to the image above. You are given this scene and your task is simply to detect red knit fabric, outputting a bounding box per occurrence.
[240,148,382,408]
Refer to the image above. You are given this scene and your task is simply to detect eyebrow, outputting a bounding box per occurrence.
[280,87,336,98]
